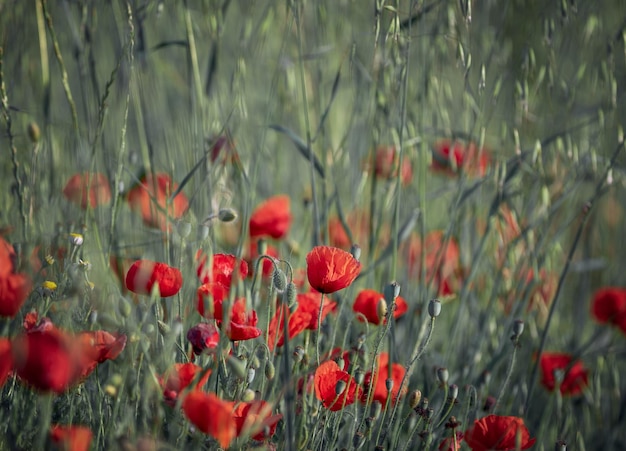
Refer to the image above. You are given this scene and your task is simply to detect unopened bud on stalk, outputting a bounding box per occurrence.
[335,380,347,395]
[293,346,305,363]
[285,282,297,307]
[350,244,361,262]
[377,298,388,321]
[383,281,401,302]
[408,389,422,409]
[218,208,238,222]
[428,299,441,318]
[335,356,345,371]
[448,384,458,401]
[512,319,524,339]
[355,368,365,385]
[242,388,255,402]
[177,221,192,239]
[555,440,567,451]
[272,268,287,292]
[250,354,261,369]
[385,378,394,393]
[264,361,275,380]
[436,367,449,385]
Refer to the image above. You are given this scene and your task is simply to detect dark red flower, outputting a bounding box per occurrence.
[196,251,248,286]
[249,195,292,239]
[352,289,408,325]
[591,287,626,329]
[63,172,111,209]
[539,352,588,396]
[233,400,282,441]
[182,391,237,448]
[370,145,413,185]
[306,246,361,294]
[50,425,93,451]
[196,282,229,320]
[314,360,363,411]
[431,140,491,177]
[160,362,211,405]
[227,299,262,341]
[267,304,312,351]
[125,260,182,297]
[464,415,535,451]
[362,352,407,405]
[126,173,189,231]
[187,323,220,355]
[0,338,13,388]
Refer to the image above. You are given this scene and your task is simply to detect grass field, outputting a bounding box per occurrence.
[1,1,626,450]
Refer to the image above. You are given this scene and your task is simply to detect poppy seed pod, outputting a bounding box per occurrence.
[428,299,441,318]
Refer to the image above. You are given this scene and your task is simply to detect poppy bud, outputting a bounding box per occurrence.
[383,281,401,303]
[428,299,441,318]
[350,244,361,262]
[335,380,347,395]
[218,208,238,223]
[242,388,255,402]
[436,367,449,385]
[512,319,524,339]
[27,122,40,143]
[385,378,394,393]
[408,389,422,409]
[284,282,297,307]
[226,356,248,380]
[448,384,458,401]
[272,268,287,292]
[177,221,192,239]
[335,356,345,371]
[264,361,275,380]
[354,368,365,385]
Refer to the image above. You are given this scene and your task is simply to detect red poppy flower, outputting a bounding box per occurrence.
[0,237,32,318]
[125,260,182,297]
[187,323,220,355]
[0,236,16,279]
[247,241,280,278]
[249,195,292,240]
[62,172,112,209]
[227,299,262,341]
[196,282,229,320]
[296,291,337,330]
[76,331,127,380]
[209,135,240,166]
[464,415,535,451]
[50,425,93,451]
[431,140,491,177]
[126,173,189,231]
[591,287,626,329]
[267,304,312,351]
[0,338,13,388]
[539,352,588,396]
[13,329,80,393]
[160,362,211,405]
[306,246,361,294]
[362,352,407,405]
[233,400,282,441]
[182,391,237,448]
[352,289,408,325]
[314,360,363,411]
[369,145,413,185]
[196,251,248,286]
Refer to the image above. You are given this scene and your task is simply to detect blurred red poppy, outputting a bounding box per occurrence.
[296,291,337,330]
[362,352,407,405]
[160,362,211,405]
[125,260,182,297]
[50,425,93,451]
[540,352,588,396]
[196,282,229,320]
[247,240,279,278]
[352,289,408,325]
[464,415,535,451]
[314,360,362,411]
[439,432,464,451]
[76,331,127,380]
[591,287,626,333]
[182,391,237,448]
[368,145,413,185]
[196,251,248,286]
[267,304,312,351]
[63,172,112,209]
[328,210,390,256]
[209,135,240,166]
[187,323,220,355]
[306,246,361,294]
[126,173,189,231]
[0,237,32,318]
[431,140,491,177]
[0,338,13,388]
[249,195,292,240]
[227,299,262,341]
[233,400,282,441]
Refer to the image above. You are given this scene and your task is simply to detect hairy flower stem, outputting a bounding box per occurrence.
[315,293,326,366]
[493,339,519,414]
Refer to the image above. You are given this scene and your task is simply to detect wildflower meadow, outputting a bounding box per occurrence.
[1,1,626,450]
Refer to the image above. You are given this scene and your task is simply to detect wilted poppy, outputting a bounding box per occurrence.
[63,172,112,209]
[0,338,13,388]
[196,282,229,320]
[125,260,182,297]
[591,287,626,333]
[431,140,491,177]
[126,173,189,231]
[227,299,262,341]
[267,304,312,351]
[233,400,282,441]
[182,391,237,448]
[539,352,588,396]
[362,352,407,405]
[314,360,363,411]
[187,323,220,355]
[464,415,535,451]
[352,289,408,325]
[249,195,292,239]
[368,145,413,185]
[306,246,361,294]
[160,362,211,405]
[50,425,93,451]
[196,251,248,286]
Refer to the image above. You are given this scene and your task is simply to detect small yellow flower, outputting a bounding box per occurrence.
[69,232,84,246]
[42,280,57,291]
